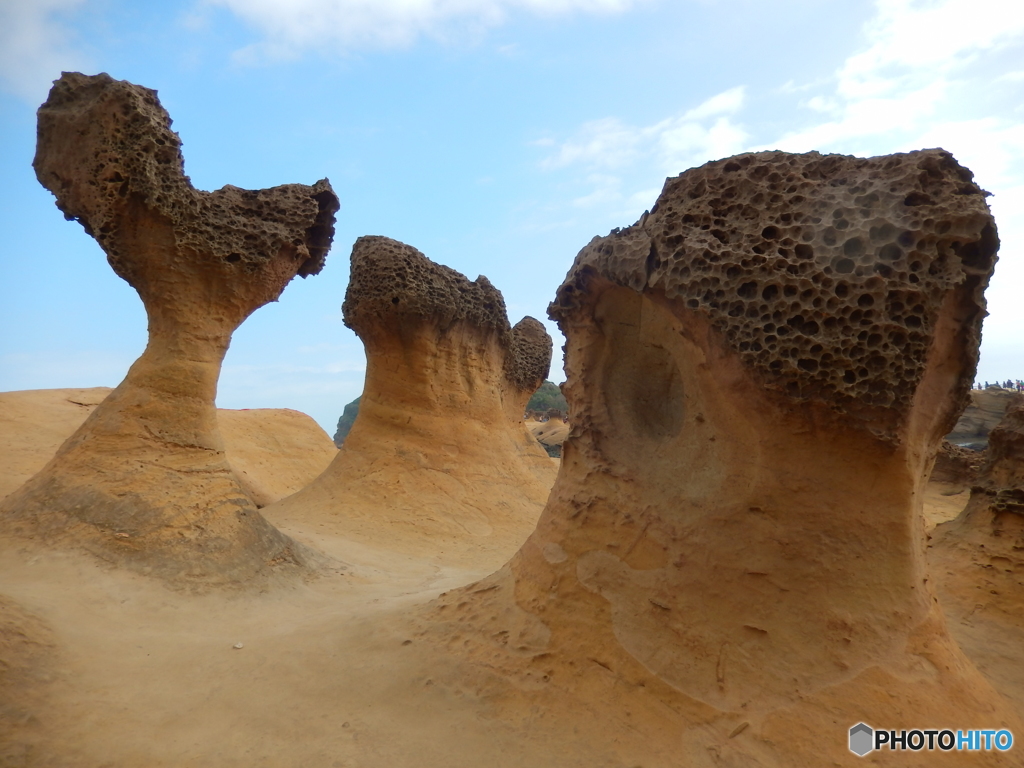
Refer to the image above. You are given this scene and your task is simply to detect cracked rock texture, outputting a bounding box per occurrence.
[262,236,556,570]
[0,72,339,586]
[931,393,1024,712]
[412,150,1020,766]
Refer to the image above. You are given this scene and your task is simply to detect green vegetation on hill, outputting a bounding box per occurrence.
[333,396,361,446]
[527,381,567,414]
[332,381,565,446]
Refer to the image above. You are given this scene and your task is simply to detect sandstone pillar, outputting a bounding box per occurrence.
[424,150,1020,765]
[1,73,339,585]
[262,236,555,567]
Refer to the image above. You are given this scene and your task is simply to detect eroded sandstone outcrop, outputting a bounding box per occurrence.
[0,73,339,585]
[413,150,1019,765]
[947,387,1018,448]
[931,393,1024,710]
[261,236,556,569]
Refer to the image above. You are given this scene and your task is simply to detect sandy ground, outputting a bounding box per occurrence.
[0,515,575,767]
[0,472,978,768]
[2,391,1006,767]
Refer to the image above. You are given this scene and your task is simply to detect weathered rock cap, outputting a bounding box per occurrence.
[343,235,551,390]
[34,72,338,287]
[551,149,998,441]
[507,317,553,393]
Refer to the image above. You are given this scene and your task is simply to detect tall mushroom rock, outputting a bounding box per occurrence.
[0,72,339,585]
[261,236,555,569]
[423,150,1020,764]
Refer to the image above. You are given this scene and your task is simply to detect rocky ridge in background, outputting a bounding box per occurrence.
[948,387,1020,449]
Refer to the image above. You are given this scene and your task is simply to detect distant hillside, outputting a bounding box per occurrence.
[331,382,565,447]
[527,381,567,414]
[333,396,361,447]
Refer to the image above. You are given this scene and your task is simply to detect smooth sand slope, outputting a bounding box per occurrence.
[0,387,338,508]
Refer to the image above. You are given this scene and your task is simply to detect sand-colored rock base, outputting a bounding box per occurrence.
[0,73,339,586]
[400,150,1021,766]
[0,388,337,508]
[263,237,557,571]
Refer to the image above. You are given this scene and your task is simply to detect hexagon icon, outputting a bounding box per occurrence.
[849,723,874,756]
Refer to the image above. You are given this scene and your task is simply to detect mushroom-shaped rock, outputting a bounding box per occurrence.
[931,393,1024,710]
[261,236,556,570]
[414,150,1020,764]
[0,73,339,585]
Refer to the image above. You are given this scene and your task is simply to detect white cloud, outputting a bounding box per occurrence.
[840,0,1024,96]
[0,0,92,103]
[539,116,649,170]
[539,86,749,177]
[767,0,1024,162]
[682,85,744,121]
[571,173,622,208]
[533,86,749,221]
[211,0,647,60]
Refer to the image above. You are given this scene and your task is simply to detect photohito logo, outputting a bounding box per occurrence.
[849,723,1014,756]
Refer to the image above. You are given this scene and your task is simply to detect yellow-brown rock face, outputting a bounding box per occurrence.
[0,73,339,585]
[262,236,556,569]
[416,150,1020,765]
[0,388,337,509]
[932,394,1024,711]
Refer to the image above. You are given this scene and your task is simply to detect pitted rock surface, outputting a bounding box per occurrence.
[506,317,553,393]
[343,235,550,393]
[34,72,337,291]
[551,149,997,440]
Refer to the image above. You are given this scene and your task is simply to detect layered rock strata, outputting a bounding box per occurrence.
[931,394,1024,710]
[416,150,1019,765]
[262,236,556,568]
[0,73,339,584]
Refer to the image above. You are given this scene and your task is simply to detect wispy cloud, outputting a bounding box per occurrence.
[771,0,1024,158]
[0,0,93,103]
[535,86,749,218]
[540,86,748,175]
[211,0,649,62]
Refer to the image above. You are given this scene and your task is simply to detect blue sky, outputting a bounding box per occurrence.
[1,0,1022,434]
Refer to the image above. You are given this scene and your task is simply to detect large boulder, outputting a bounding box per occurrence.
[414,150,1020,765]
[0,73,339,586]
